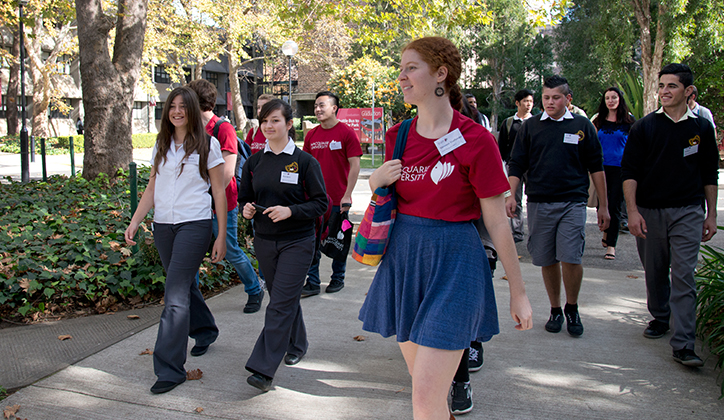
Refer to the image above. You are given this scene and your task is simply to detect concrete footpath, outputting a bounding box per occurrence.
[2,259,723,419]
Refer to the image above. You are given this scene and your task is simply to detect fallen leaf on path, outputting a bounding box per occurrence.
[194,407,204,413]
[127,315,140,319]
[353,335,366,341]
[395,387,406,393]
[58,335,72,341]
[4,405,20,419]
[626,275,639,279]
[139,349,153,355]
[187,369,203,380]
[501,275,508,280]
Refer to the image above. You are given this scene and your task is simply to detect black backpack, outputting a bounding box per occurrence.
[213,116,252,191]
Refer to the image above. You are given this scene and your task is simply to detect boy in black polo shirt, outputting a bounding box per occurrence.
[507,76,609,338]
[621,63,718,367]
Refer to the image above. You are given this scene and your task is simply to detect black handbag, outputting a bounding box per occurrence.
[320,210,353,259]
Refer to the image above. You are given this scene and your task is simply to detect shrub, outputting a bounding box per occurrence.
[696,241,724,398]
[0,133,158,156]
[0,166,253,320]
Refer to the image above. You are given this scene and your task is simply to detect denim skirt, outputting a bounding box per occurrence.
[358,214,499,350]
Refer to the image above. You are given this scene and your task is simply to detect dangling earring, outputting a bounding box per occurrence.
[435,84,445,97]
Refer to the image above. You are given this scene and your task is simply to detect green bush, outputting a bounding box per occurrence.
[0,166,252,320]
[133,133,157,148]
[0,133,158,155]
[696,240,724,398]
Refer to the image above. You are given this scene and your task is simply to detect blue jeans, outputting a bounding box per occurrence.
[305,206,347,287]
[196,207,262,296]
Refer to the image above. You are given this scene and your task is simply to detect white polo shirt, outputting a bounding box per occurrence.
[151,136,225,224]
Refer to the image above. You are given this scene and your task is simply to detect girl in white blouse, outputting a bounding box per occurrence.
[125,86,227,394]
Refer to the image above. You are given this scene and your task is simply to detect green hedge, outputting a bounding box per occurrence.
[0,166,255,320]
[696,240,724,398]
[0,133,160,156]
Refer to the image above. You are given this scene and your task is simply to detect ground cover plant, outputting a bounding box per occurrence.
[0,166,250,323]
[0,134,158,155]
[696,238,724,398]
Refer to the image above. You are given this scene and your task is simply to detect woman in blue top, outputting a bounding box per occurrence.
[591,87,636,260]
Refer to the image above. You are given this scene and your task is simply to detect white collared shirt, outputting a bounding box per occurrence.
[513,113,532,122]
[151,136,225,224]
[540,109,575,122]
[655,107,697,123]
[264,137,296,155]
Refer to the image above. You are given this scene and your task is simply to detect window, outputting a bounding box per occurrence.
[154,66,171,84]
[155,102,164,120]
[202,71,218,87]
[133,101,145,110]
[133,101,145,119]
[0,95,6,118]
[49,99,72,119]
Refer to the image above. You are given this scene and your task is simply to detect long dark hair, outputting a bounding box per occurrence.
[153,86,210,182]
[594,87,635,129]
[258,99,296,141]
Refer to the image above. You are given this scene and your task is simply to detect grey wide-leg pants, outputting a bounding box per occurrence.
[636,205,704,351]
[153,220,218,383]
[246,235,315,379]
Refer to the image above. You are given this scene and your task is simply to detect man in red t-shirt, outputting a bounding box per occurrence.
[302,91,362,296]
[188,79,264,315]
[245,93,276,154]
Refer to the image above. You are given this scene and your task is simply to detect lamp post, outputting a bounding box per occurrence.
[281,40,298,106]
[19,0,29,183]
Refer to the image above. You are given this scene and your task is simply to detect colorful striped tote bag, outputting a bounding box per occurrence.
[352,119,412,266]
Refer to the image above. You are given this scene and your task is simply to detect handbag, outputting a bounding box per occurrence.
[320,210,353,259]
[352,119,412,266]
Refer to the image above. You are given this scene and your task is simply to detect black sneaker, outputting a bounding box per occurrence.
[244,290,264,313]
[643,320,669,339]
[301,283,320,298]
[325,279,344,293]
[450,381,473,415]
[545,313,563,333]
[565,309,584,337]
[468,343,484,372]
[672,348,704,367]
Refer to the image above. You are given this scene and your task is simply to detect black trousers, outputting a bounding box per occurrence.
[603,165,623,247]
[246,235,315,379]
[153,220,218,383]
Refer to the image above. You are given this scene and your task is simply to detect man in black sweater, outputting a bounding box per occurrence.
[621,63,718,367]
[498,89,534,242]
[507,75,609,338]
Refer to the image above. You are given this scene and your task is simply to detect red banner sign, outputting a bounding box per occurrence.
[337,108,384,143]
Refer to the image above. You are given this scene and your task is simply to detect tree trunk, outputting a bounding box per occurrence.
[25,18,50,139]
[632,0,666,114]
[76,0,148,180]
[227,49,249,133]
[6,27,20,136]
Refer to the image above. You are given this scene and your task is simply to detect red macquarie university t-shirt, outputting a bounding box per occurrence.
[245,127,267,155]
[385,111,509,222]
[303,121,363,205]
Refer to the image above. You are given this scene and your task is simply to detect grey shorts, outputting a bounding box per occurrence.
[527,202,586,266]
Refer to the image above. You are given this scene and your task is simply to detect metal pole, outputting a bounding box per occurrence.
[30,135,35,162]
[69,136,75,177]
[40,137,47,182]
[19,2,29,183]
[371,81,375,167]
[129,162,139,254]
[288,56,292,105]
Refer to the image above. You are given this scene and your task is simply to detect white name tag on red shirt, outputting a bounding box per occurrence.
[684,144,699,157]
[280,171,299,184]
[183,153,200,165]
[329,140,342,150]
[563,133,580,144]
[434,129,466,157]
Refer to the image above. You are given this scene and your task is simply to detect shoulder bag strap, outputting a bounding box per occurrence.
[392,119,413,160]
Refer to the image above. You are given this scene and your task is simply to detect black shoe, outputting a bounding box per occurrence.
[620,221,629,232]
[244,290,264,313]
[325,279,345,293]
[643,320,669,339]
[284,353,304,365]
[545,313,564,333]
[468,343,484,372]
[673,348,704,367]
[565,308,584,337]
[450,381,473,415]
[301,283,320,298]
[247,373,273,392]
[150,377,185,394]
[190,343,210,357]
